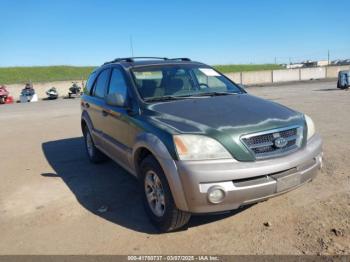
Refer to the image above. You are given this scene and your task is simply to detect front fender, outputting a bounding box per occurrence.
[132,133,189,211]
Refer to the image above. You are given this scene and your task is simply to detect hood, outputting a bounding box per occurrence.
[145,94,303,133]
[143,94,305,161]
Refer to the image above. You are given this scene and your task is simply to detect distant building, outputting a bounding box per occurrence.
[284,59,346,69]
[316,60,329,67]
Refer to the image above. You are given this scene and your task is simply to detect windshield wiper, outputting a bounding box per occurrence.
[144,92,237,102]
[195,91,238,97]
[144,95,195,102]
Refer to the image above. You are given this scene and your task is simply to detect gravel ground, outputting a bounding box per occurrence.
[0,80,349,255]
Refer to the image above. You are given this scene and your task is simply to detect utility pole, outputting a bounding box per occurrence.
[327,49,330,65]
[130,36,134,57]
[274,57,277,64]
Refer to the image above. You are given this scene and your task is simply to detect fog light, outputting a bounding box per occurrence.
[207,186,226,204]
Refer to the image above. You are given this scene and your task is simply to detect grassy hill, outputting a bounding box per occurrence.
[0,66,96,85]
[0,64,283,84]
[214,64,283,73]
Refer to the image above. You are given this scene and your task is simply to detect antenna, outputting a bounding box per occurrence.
[130,36,134,56]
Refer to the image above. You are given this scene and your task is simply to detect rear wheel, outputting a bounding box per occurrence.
[83,127,107,163]
[140,155,191,232]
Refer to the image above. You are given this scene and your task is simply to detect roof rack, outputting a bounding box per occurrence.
[169,58,191,61]
[103,57,191,65]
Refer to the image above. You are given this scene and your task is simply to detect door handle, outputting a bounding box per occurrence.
[102,109,109,117]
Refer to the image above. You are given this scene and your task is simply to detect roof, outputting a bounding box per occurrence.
[101,57,206,69]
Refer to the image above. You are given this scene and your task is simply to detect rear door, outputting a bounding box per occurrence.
[87,68,111,147]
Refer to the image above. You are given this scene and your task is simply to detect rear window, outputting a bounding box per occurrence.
[85,71,97,95]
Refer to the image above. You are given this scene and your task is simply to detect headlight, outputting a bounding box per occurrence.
[173,135,232,160]
[305,114,316,140]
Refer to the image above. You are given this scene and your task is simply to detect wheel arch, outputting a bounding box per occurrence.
[81,110,94,134]
[132,133,189,211]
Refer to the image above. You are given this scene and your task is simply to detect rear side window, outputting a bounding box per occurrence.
[108,68,128,99]
[85,71,97,95]
[93,69,111,98]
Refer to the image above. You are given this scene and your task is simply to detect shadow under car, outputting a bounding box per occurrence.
[42,137,250,233]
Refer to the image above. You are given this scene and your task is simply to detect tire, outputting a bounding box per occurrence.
[83,127,107,163]
[140,155,191,232]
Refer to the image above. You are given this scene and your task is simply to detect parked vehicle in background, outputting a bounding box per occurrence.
[68,82,82,98]
[20,83,38,103]
[337,70,350,89]
[46,87,59,99]
[286,63,304,69]
[0,85,9,104]
[302,60,318,68]
[81,57,323,232]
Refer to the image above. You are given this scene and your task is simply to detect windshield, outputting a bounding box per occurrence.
[131,65,243,101]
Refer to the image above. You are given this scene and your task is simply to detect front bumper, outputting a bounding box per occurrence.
[176,134,323,213]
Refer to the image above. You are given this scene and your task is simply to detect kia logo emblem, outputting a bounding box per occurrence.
[274,137,288,148]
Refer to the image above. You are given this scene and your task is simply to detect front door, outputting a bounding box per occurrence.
[101,67,139,168]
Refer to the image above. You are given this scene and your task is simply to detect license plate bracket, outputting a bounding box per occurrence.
[276,173,301,192]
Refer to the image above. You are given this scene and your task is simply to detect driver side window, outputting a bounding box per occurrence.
[93,69,110,98]
[108,68,128,99]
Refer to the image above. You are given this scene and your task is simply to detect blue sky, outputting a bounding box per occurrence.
[1,0,349,66]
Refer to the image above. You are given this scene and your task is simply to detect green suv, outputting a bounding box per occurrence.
[81,57,323,232]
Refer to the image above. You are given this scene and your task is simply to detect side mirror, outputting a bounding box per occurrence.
[106,93,126,107]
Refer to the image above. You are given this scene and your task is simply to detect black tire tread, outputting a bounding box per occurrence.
[169,207,191,232]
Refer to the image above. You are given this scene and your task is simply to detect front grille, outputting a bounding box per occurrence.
[241,126,303,159]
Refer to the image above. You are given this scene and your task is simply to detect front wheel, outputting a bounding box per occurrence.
[140,155,191,232]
